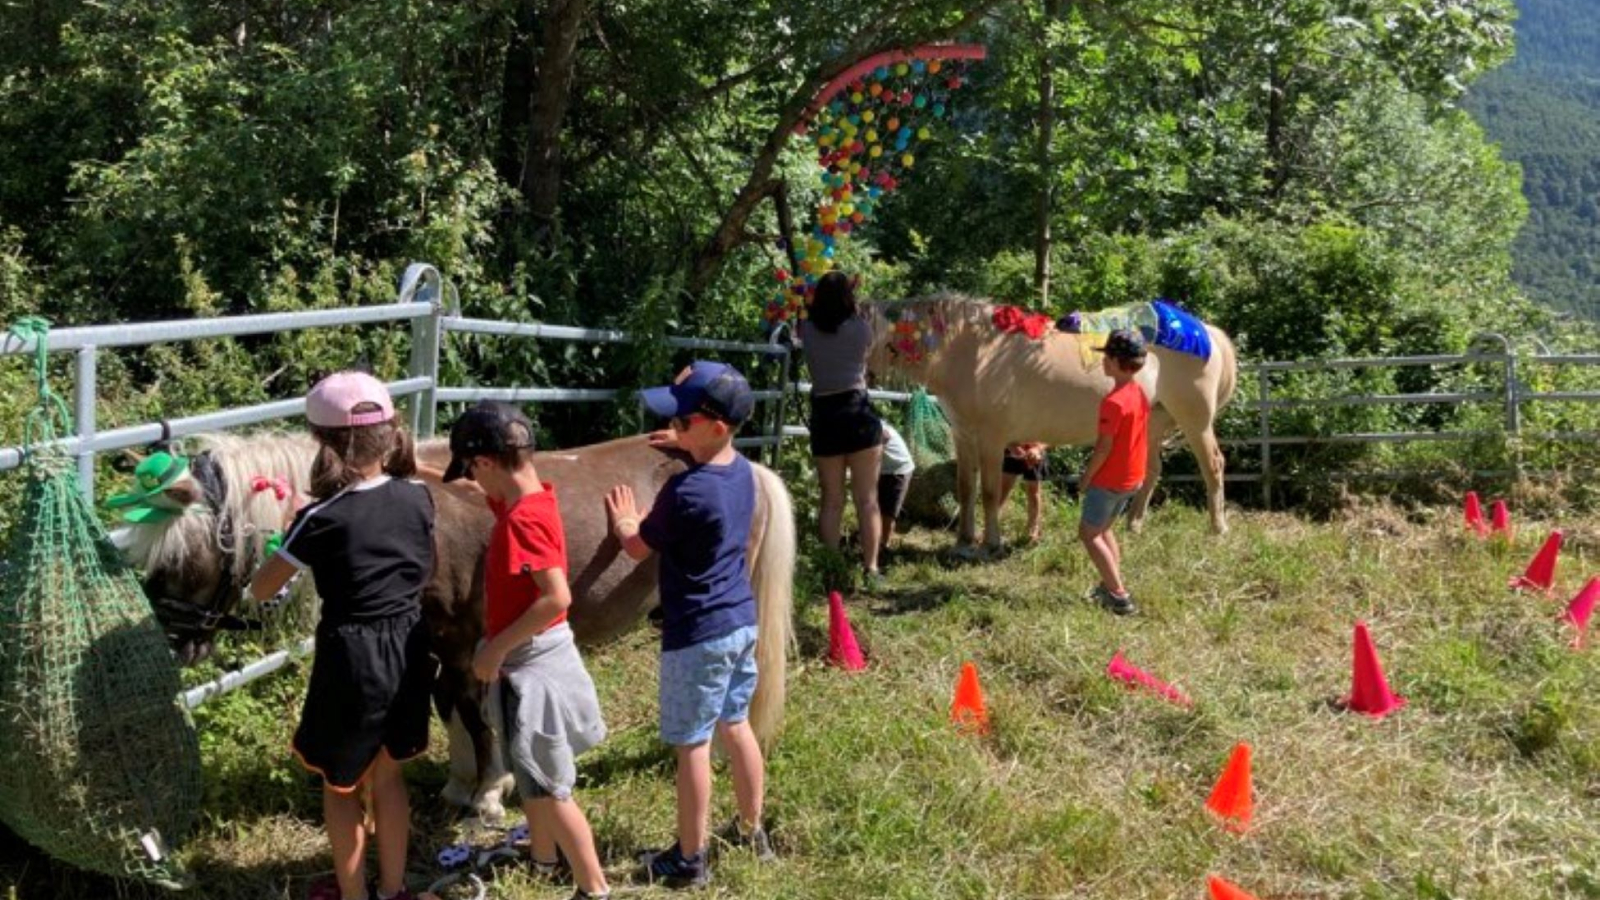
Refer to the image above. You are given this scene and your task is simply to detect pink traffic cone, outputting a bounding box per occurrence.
[1106,650,1191,707]
[1464,491,1487,537]
[1509,530,1562,593]
[827,591,867,671]
[1489,500,1512,541]
[1564,577,1600,649]
[1345,621,1405,718]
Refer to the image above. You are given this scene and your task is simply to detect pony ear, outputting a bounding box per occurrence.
[118,449,146,472]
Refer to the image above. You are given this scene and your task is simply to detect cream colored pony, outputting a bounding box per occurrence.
[864,294,1238,551]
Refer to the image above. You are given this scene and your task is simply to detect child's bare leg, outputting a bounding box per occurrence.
[323,783,368,899]
[879,514,895,553]
[1025,482,1042,541]
[816,457,848,550]
[714,719,765,829]
[533,797,608,896]
[1103,526,1121,570]
[367,751,410,897]
[524,798,559,865]
[1079,524,1126,595]
[999,472,1019,508]
[676,742,713,857]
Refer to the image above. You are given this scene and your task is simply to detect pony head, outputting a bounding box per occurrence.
[864,292,981,386]
[109,432,315,665]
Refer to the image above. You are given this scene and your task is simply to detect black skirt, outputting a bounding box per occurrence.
[809,389,884,458]
[292,608,435,790]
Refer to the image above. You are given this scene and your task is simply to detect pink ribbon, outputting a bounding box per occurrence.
[250,475,291,501]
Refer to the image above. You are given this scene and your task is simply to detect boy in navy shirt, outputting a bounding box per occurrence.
[605,361,773,887]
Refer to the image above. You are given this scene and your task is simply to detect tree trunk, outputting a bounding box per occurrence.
[1034,0,1061,302]
[494,0,539,189]
[521,0,588,237]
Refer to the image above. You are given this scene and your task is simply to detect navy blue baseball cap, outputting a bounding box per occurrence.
[1093,328,1148,361]
[640,361,755,427]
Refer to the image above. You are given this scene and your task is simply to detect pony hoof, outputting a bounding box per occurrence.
[951,544,984,561]
[440,778,475,811]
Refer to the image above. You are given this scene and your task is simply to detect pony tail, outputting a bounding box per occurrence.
[309,442,353,500]
[386,424,418,479]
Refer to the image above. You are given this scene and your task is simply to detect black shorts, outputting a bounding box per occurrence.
[1003,454,1049,483]
[878,472,912,522]
[293,609,435,790]
[809,390,884,458]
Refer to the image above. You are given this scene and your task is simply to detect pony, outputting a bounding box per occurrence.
[863,293,1238,552]
[111,432,796,819]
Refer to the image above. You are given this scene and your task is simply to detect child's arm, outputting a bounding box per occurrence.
[473,566,572,682]
[605,485,654,561]
[1081,434,1114,487]
[416,463,485,495]
[248,555,298,602]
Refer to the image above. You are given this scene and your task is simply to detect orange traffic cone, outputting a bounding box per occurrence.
[1345,621,1406,718]
[1564,577,1599,649]
[827,591,867,671]
[1509,529,1563,593]
[1464,491,1487,537]
[1207,874,1263,900]
[950,661,990,735]
[1205,742,1253,832]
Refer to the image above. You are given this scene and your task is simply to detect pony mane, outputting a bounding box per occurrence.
[120,432,317,578]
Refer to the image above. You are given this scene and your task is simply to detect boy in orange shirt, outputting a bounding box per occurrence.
[1078,329,1149,616]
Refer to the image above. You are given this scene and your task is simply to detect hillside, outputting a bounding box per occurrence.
[1466,0,1600,320]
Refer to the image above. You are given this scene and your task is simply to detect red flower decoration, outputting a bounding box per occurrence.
[1021,313,1051,340]
[992,305,1024,332]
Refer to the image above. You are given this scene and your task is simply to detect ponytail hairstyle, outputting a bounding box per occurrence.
[308,403,417,499]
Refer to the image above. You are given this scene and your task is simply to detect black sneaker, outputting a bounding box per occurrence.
[1091,584,1137,616]
[715,818,776,862]
[637,843,710,888]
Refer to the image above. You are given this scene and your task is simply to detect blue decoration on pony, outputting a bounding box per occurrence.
[1150,299,1212,361]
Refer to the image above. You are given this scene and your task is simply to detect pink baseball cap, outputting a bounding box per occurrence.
[305,371,395,427]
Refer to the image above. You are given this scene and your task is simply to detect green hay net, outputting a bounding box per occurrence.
[904,387,954,469]
[0,318,200,888]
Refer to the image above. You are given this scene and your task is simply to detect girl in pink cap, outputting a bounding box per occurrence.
[249,371,439,900]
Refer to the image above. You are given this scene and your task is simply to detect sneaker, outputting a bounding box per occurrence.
[1091,584,1137,616]
[637,843,710,888]
[862,568,888,592]
[715,817,776,862]
[531,854,573,885]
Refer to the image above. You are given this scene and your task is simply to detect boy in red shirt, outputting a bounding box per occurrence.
[440,402,610,900]
[1079,329,1150,616]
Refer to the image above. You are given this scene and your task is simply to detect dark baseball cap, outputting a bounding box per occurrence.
[640,360,755,427]
[442,402,535,482]
[1093,328,1148,361]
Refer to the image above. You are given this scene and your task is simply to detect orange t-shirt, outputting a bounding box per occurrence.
[1090,381,1149,491]
[485,486,568,639]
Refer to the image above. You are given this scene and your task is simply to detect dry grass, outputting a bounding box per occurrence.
[5,493,1600,899]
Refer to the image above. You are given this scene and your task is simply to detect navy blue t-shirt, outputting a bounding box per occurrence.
[639,453,757,651]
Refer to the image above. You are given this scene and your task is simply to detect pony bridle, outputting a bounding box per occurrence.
[143,451,262,640]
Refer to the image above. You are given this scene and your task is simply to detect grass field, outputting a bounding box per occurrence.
[4,494,1600,900]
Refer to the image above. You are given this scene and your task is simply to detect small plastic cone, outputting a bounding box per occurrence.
[950,661,990,735]
[1207,875,1263,900]
[1464,491,1487,537]
[1204,742,1253,832]
[1489,500,1512,540]
[1345,621,1406,718]
[1509,529,1562,593]
[1106,650,1192,707]
[827,591,867,671]
[1564,577,1600,649]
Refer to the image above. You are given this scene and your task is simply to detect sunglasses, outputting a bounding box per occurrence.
[670,412,726,432]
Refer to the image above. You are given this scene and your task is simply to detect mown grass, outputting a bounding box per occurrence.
[5,493,1600,899]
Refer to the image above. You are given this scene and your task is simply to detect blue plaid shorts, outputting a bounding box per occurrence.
[659,625,759,746]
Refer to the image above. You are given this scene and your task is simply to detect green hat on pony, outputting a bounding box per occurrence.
[105,451,189,522]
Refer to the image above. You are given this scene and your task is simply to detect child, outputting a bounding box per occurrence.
[999,442,1049,543]
[603,360,774,888]
[248,371,438,900]
[1078,329,1150,616]
[439,402,610,900]
[877,421,916,558]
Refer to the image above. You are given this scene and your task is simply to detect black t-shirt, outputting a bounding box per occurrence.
[279,477,436,628]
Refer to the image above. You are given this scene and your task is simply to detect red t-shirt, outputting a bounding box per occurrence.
[485,486,568,639]
[1090,381,1150,491]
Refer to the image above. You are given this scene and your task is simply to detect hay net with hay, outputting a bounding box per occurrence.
[0,317,201,887]
[904,387,954,469]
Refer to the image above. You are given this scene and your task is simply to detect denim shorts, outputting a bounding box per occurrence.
[1080,486,1140,530]
[659,625,759,746]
